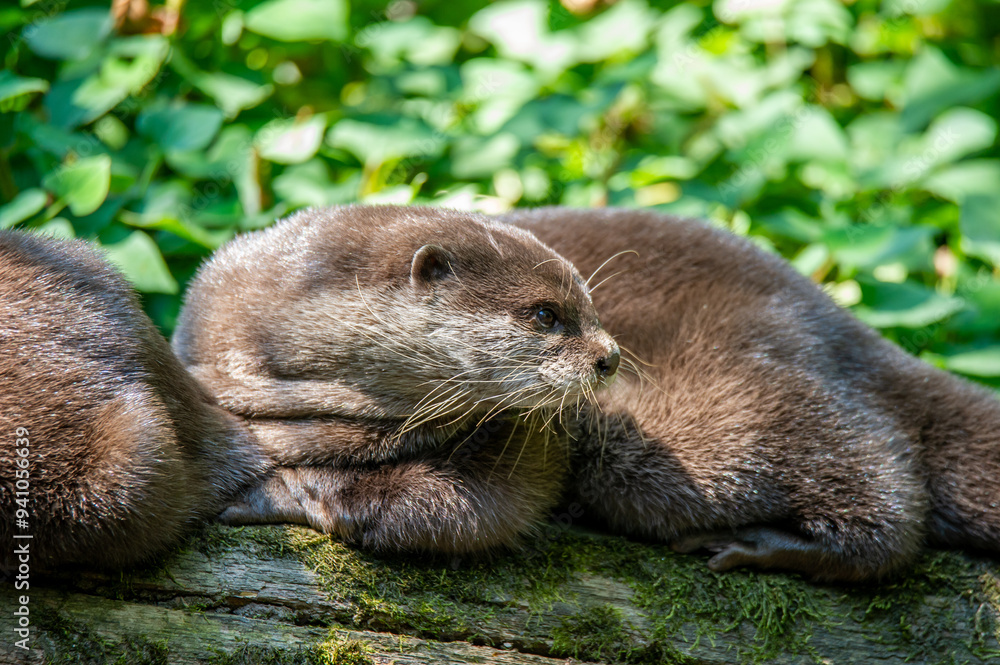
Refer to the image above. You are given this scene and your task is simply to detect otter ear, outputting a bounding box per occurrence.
[410,244,454,289]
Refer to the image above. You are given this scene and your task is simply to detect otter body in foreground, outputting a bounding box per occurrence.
[0,232,268,570]
[504,207,1000,582]
[173,206,618,553]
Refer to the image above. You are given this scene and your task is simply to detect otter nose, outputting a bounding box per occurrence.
[596,349,620,378]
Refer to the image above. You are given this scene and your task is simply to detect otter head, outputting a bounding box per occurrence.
[174,205,618,432]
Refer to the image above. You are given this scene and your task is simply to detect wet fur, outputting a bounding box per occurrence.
[173,206,617,553]
[503,207,1000,582]
[0,232,268,570]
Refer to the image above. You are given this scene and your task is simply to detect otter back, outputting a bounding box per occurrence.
[0,231,265,570]
[503,207,1000,582]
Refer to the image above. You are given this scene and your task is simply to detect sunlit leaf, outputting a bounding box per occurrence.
[42,155,112,216]
[451,134,520,179]
[102,230,178,294]
[327,117,441,166]
[257,116,327,164]
[941,348,1000,377]
[272,160,360,207]
[854,278,965,328]
[924,160,1000,202]
[138,102,224,152]
[0,189,48,229]
[24,8,111,60]
[244,0,348,42]
[900,48,1000,130]
[0,71,48,111]
[359,17,461,67]
[960,195,1000,266]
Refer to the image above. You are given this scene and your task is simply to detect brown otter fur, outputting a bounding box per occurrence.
[173,205,619,553]
[0,231,269,571]
[503,207,1000,582]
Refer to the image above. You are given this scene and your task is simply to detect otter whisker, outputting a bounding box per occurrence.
[616,342,655,367]
[508,419,533,479]
[396,384,474,436]
[434,333,541,365]
[402,392,469,433]
[333,318,448,369]
[532,258,563,270]
[584,250,638,289]
[437,382,543,431]
[588,270,626,295]
[474,385,551,427]
[621,356,668,397]
[520,387,562,419]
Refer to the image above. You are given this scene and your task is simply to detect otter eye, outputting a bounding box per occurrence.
[535,308,558,329]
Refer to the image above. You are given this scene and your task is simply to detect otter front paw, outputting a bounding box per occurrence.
[218,467,366,542]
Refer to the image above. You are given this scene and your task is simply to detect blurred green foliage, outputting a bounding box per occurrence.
[2,0,999,385]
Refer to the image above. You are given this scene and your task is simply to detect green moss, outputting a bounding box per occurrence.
[209,635,374,665]
[197,523,1000,664]
[975,571,1000,659]
[551,605,634,661]
[314,635,375,665]
[35,610,169,665]
[194,523,294,559]
[854,551,997,664]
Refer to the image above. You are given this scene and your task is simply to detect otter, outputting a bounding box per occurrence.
[0,231,269,570]
[501,207,1000,582]
[172,205,619,553]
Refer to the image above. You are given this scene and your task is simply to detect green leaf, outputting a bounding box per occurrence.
[15,112,103,158]
[170,51,272,118]
[36,218,75,240]
[847,61,905,102]
[574,0,657,62]
[244,0,348,42]
[165,126,261,217]
[24,8,111,60]
[191,72,273,118]
[924,160,1000,202]
[919,108,997,167]
[756,209,825,243]
[327,117,441,166]
[0,189,48,229]
[0,71,48,111]
[960,195,1000,266]
[450,134,520,179]
[854,278,965,329]
[824,225,935,271]
[786,107,849,163]
[900,48,1000,131]
[102,231,178,294]
[138,102,224,152]
[272,161,360,207]
[44,36,169,128]
[469,0,577,75]
[42,155,112,216]
[257,116,327,164]
[941,348,1000,378]
[358,17,461,68]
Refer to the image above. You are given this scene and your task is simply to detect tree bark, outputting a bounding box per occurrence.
[2,524,999,664]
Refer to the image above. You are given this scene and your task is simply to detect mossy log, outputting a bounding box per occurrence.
[3,524,1000,664]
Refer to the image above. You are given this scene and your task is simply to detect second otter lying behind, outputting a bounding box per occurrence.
[504,207,1000,582]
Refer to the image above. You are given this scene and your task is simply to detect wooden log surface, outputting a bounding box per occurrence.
[2,523,999,664]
